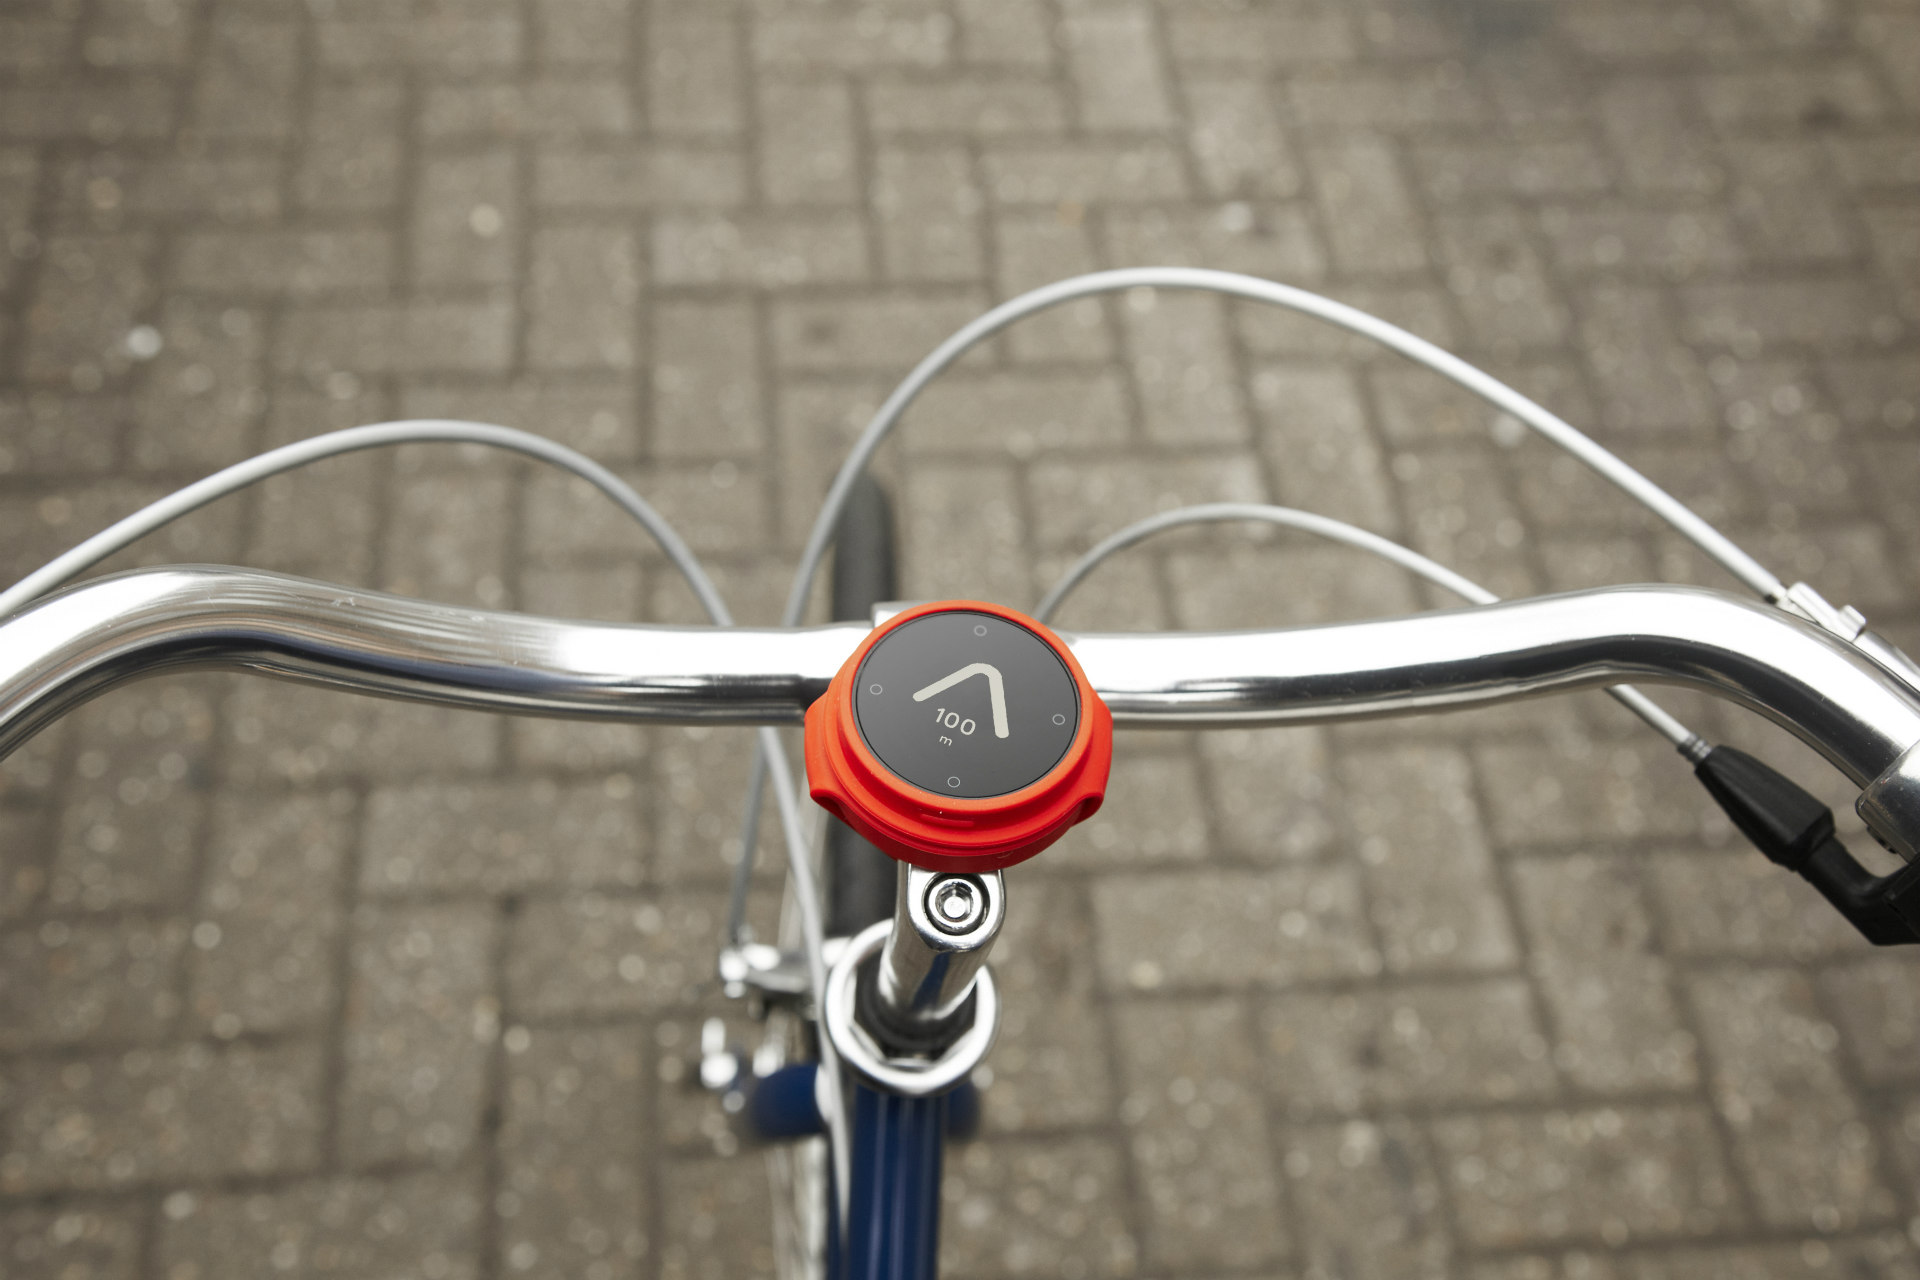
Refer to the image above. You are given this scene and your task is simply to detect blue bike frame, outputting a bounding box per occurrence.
[749,1066,980,1280]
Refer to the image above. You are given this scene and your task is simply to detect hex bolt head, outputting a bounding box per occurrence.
[926,876,987,934]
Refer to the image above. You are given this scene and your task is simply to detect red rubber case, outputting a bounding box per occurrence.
[804,600,1112,873]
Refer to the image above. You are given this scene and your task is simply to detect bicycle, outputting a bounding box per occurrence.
[5,268,1920,1280]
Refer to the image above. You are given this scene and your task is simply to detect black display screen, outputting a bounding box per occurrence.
[853,611,1080,799]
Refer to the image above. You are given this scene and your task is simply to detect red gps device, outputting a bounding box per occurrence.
[804,600,1113,873]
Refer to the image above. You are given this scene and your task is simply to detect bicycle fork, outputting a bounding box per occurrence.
[710,864,1005,1280]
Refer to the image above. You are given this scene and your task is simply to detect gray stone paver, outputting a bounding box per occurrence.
[2,1,1918,1276]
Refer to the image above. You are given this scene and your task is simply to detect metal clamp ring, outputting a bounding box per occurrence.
[822,920,1000,1097]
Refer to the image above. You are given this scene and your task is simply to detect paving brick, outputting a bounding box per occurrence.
[1026,454,1266,552]
[1050,740,1209,868]
[50,678,216,913]
[1396,448,1538,601]
[771,291,983,372]
[656,1154,775,1280]
[1690,967,1898,1230]
[942,1137,1138,1277]
[23,234,150,384]
[1092,866,1378,990]
[499,1025,649,1280]
[0,1203,142,1280]
[0,80,176,142]
[1647,846,1867,961]
[866,79,1067,138]
[399,376,638,463]
[315,9,520,71]
[1113,998,1288,1268]
[223,680,503,786]
[993,211,1113,364]
[654,213,867,287]
[340,901,498,1168]
[759,81,858,206]
[295,81,406,212]
[1252,361,1399,531]
[1626,1236,1920,1280]
[188,790,351,1039]
[1168,540,1420,629]
[1307,138,1428,276]
[0,808,50,918]
[1474,734,1712,847]
[1340,745,1519,973]
[1165,6,1356,65]
[1062,8,1176,131]
[873,146,983,283]
[649,17,743,135]
[1287,1119,1453,1278]
[1434,208,1571,351]
[1120,290,1250,445]
[529,226,641,372]
[652,299,763,459]
[1105,204,1328,281]
[52,151,282,225]
[190,15,298,140]
[1184,77,1301,200]
[1573,285,1717,433]
[752,13,952,70]
[980,143,1189,205]
[1288,66,1487,130]
[414,150,519,289]
[953,0,1051,67]
[1724,139,1856,265]
[421,80,632,140]
[978,877,1116,1132]
[274,303,515,376]
[533,0,627,64]
[1235,281,1460,361]
[1417,140,1614,206]
[1826,134,1920,194]
[1821,954,1920,1088]
[903,369,1130,457]
[0,13,78,76]
[507,891,717,1017]
[0,913,185,1050]
[1698,64,1888,129]
[522,463,770,566]
[1197,727,1338,862]
[648,725,787,887]
[901,459,1031,604]
[0,1040,325,1193]
[362,778,644,895]
[1511,854,1698,1092]
[1263,978,1554,1115]
[381,464,512,606]
[157,1172,483,1280]
[0,390,116,478]
[1432,1106,1744,1249]
[1683,277,1905,351]
[1597,80,1725,196]
[536,147,748,210]
[1857,12,1920,113]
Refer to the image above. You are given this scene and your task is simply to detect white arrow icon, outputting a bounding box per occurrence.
[912,663,1010,738]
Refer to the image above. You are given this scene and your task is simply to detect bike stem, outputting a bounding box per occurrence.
[863,864,1005,1054]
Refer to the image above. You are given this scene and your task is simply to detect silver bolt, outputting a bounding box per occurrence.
[927,876,986,934]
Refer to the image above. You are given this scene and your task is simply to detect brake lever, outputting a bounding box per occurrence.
[1695,744,1920,945]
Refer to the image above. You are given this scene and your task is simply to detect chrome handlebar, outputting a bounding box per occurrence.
[7,566,1920,858]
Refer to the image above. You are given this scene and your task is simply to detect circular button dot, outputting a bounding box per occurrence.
[869,683,883,695]
[947,776,960,788]
[1052,713,1066,725]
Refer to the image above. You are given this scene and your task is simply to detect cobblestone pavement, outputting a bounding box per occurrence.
[2,0,1919,1277]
